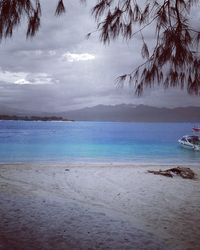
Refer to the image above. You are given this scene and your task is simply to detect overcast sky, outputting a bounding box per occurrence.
[0,0,199,113]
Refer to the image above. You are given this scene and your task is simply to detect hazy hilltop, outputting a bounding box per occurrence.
[0,105,49,116]
[61,104,200,122]
[1,104,200,122]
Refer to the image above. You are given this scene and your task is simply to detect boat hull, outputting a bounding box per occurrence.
[178,140,200,151]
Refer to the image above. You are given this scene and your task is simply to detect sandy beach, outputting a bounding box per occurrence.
[0,163,200,250]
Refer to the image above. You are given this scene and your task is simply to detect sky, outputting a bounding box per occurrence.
[0,0,200,113]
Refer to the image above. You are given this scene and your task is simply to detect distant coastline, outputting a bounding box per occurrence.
[0,115,74,122]
[1,104,200,122]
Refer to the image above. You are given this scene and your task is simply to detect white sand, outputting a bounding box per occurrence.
[0,163,200,250]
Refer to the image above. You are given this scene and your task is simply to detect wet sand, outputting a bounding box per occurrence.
[0,163,200,250]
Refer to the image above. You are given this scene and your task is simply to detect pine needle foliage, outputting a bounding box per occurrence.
[91,0,200,95]
[0,0,199,95]
[0,0,66,39]
[0,0,42,39]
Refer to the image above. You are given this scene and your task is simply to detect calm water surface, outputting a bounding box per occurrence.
[0,121,200,164]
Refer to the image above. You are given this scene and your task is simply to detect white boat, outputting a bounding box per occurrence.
[178,135,200,151]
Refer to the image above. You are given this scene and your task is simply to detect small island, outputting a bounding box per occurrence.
[0,115,74,122]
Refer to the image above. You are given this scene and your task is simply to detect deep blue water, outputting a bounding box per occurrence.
[0,121,200,164]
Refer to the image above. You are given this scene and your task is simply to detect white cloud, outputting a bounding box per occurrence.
[14,79,31,85]
[0,69,56,85]
[62,52,95,62]
[0,69,28,83]
[27,73,56,85]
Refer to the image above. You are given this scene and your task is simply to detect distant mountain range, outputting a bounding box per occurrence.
[61,104,200,122]
[1,104,200,122]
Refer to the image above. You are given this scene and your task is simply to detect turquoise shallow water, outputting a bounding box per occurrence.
[0,121,200,164]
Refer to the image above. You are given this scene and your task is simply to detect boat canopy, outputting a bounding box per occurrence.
[192,127,200,132]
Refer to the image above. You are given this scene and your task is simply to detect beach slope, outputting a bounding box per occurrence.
[0,164,200,250]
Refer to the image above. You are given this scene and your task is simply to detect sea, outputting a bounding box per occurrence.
[0,120,200,164]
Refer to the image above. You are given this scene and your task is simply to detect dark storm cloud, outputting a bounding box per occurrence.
[0,0,199,113]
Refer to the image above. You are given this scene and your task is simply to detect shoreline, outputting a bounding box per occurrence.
[1,161,200,166]
[1,163,200,250]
